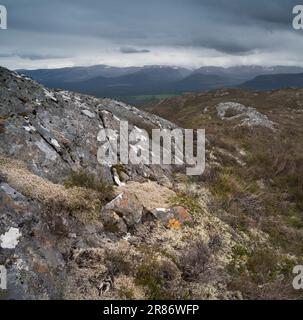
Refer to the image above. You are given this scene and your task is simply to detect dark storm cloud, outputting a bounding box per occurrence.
[0,52,69,60]
[191,0,297,25]
[120,47,150,54]
[0,0,302,67]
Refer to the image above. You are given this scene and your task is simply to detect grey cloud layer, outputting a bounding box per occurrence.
[120,47,150,54]
[0,0,302,67]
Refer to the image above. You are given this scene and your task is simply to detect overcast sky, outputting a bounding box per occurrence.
[0,0,302,69]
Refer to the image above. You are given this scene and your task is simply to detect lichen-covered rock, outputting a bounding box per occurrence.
[102,192,143,227]
[150,208,175,224]
[0,66,180,299]
[0,66,253,300]
[216,102,275,130]
[116,180,175,211]
[170,206,192,224]
[0,66,175,185]
[100,209,128,234]
[150,206,192,227]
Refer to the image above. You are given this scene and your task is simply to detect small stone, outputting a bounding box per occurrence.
[100,209,128,233]
[104,192,143,227]
[171,206,192,224]
[119,171,130,182]
[150,206,192,226]
[150,208,174,224]
[112,168,125,186]
[81,109,95,118]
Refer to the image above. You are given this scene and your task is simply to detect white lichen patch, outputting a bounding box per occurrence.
[23,124,36,133]
[216,102,275,130]
[112,168,125,187]
[81,109,95,118]
[51,138,60,149]
[43,88,57,102]
[59,91,72,101]
[35,140,58,161]
[0,227,22,249]
[113,114,120,121]
[15,257,29,271]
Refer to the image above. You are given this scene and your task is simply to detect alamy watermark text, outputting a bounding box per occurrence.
[293,5,303,29]
[97,121,205,176]
[0,265,7,290]
[0,5,7,29]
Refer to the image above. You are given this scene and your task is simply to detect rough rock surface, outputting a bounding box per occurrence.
[0,67,177,185]
[102,192,143,227]
[150,206,192,227]
[216,102,275,130]
[0,67,246,300]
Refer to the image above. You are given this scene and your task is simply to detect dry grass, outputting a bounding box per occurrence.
[0,155,101,219]
[0,117,7,134]
[149,89,303,255]
[64,170,114,205]
[145,88,303,299]
[116,180,176,211]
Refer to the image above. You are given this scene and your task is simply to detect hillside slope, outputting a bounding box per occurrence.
[144,88,303,299]
[240,73,303,90]
[1,68,302,300]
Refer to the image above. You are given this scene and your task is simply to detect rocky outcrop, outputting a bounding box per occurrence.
[0,67,176,185]
[102,192,143,229]
[216,102,275,130]
[0,67,245,300]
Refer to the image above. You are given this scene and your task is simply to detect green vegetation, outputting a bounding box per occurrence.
[170,193,203,217]
[104,249,133,276]
[117,286,136,300]
[126,93,179,102]
[103,222,121,233]
[135,260,171,300]
[227,244,302,299]
[145,88,303,299]
[64,170,114,204]
[120,93,180,106]
[210,172,243,198]
[134,246,182,300]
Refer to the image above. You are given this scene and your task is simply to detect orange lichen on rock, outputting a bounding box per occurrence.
[167,218,181,230]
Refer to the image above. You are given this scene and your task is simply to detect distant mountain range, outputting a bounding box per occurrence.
[240,73,303,90]
[17,65,303,104]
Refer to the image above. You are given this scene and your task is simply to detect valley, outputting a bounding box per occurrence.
[18,65,303,105]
